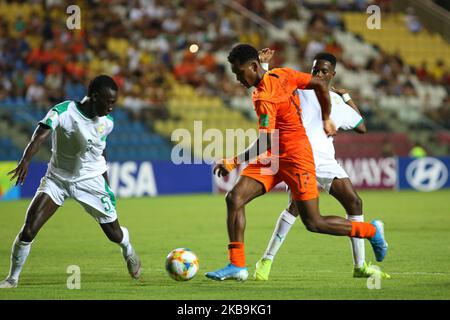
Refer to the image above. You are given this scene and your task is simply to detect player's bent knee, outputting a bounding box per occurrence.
[225,190,245,209]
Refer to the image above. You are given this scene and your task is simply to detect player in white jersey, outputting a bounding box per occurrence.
[0,75,141,289]
[254,50,389,280]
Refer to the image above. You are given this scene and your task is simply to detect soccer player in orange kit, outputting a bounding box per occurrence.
[205,44,388,281]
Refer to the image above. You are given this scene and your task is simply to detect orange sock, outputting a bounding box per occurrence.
[228,242,246,267]
[350,221,376,239]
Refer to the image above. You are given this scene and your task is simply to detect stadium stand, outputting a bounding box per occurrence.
[0,0,449,162]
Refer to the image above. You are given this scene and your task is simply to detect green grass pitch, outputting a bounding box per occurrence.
[0,190,449,300]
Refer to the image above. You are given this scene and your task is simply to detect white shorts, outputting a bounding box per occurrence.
[315,160,349,193]
[36,174,118,224]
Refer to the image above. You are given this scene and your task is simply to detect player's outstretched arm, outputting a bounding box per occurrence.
[7,124,51,185]
[331,87,367,134]
[306,77,336,136]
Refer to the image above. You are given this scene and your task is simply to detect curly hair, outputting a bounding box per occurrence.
[227,44,260,65]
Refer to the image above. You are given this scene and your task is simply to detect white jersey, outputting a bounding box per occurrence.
[39,100,114,182]
[299,90,363,166]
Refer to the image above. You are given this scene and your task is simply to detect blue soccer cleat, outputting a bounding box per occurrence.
[369,219,388,262]
[205,264,248,281]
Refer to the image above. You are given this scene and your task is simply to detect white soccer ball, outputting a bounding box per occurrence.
[165,248,199,281]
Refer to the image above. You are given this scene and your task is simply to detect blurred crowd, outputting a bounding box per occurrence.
[0,0,449,129]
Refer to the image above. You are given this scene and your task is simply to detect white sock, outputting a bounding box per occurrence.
[8,234,32,281]
[119,227,134,258]
[263,210,297,261]
[347,214,365,269]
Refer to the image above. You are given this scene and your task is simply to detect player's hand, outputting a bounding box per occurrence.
[213,163,230,177]
[323,119,337,137]
[331,87,348,96]
[213,158,238,177]
[7,159,30,186]
[258,48,275,64]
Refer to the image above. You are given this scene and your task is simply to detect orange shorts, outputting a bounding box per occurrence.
[240,156,319,201]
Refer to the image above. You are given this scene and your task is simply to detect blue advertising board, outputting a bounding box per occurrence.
[21,162,48,198]
[4,161,213,200]
[397,157,450,191]
[108,161,212,197]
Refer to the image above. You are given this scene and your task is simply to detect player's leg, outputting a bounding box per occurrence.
[255,158,322,281]
[284,160,388,262]
[257,166,363,280]
[225,175,266,243]
[255,171,346,279]
[205,174,268,281]
[254,191,298,280]
[0,192,60,288]
[329,177,365,268]
[73,176,141,279]
[329,177,362,215]
[330,178,390,278]
[296,197,352,234]
[99,219,141,279]
[262,197,299,261]
[295,197,387,262]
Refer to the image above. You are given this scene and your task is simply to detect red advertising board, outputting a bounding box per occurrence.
[337,157,396,189]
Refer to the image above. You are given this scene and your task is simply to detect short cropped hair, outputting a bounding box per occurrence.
[313,52,337,69]
[227,44,260,65]
[88,75,118,96]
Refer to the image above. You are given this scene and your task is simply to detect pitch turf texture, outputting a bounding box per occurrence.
[1,190,449,300]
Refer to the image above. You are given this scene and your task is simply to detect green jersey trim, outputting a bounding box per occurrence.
[354,119,364,129]
[52,101,71,114]
[106,114,114,122]
[45,118,53,129]
[104,179,117,209]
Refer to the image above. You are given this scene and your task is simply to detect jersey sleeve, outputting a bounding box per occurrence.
[330,94,363,130]
[291,69,312,90]
[254,100,276,131]
[39,108,60,131]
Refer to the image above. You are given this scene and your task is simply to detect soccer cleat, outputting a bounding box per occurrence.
[254,258,273,281]
[205,264,248,281]
[125,249,141,279]
[0,278,18,289]
[369,219,388,262]
[353,262,391,279]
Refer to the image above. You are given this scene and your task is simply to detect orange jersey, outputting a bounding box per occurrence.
[252,68,312,159]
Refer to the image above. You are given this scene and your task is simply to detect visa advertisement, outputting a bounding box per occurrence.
[0,161,212,200]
